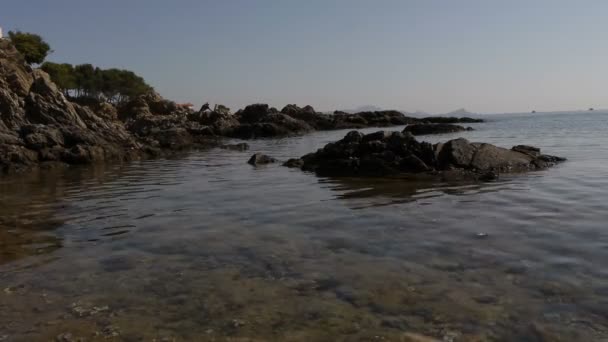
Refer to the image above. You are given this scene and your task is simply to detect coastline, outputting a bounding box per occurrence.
[1,39,483,176]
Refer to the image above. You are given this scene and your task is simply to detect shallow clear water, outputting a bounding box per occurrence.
[1,112,608,341]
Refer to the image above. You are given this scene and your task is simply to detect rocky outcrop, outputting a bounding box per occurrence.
[230,104,314,139]
[404,123,472,135]
[0,40,144,173]
[0,39,488,174]
[288,130,565,181]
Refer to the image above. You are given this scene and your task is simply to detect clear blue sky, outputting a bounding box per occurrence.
[3,0,608,113]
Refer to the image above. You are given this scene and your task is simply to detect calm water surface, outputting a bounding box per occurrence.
[1,112,608,341]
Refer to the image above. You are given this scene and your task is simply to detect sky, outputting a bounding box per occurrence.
[2,0,608,114]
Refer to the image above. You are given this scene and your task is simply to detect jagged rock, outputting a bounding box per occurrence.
[25,70,87,128]
[0,40,33,98]
[95,102,118,121]
[20,124,64,149]
[436,138,477,168]
[239,104,271,123]
[189,109,239,135]
[247,153,277,165]
[281,104,319,123]
[231,112,313,139]
[292,130,565,180]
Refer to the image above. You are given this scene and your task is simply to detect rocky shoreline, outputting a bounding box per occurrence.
[0,39,485,174]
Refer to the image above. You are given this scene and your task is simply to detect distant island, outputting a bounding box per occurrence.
[344,106,478,117]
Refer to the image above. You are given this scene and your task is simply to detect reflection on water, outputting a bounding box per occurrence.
[320,176,522,209]
[1,112,608,340]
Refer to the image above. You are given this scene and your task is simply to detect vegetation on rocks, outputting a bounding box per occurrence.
[41,62,152,105]
[7,31,52,65]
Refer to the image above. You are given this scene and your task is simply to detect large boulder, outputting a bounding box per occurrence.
[188,109,239,136]
[280,104,319,124]
[238,104,271,123]
[436,138,477,168]
[25,70,87,129]
[470,143,535,172]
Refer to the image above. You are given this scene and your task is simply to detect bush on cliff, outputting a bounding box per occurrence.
[8,31,52,65]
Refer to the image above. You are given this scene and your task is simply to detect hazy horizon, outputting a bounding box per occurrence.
[3,0,608,113]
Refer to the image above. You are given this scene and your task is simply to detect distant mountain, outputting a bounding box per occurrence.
[340,107,478,117]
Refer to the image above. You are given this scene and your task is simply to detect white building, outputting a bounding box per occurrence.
[0,26,3,39]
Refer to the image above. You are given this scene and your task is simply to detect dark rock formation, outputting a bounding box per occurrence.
[289,130,565,181]
[404,123,472,135]
[0,39,487,174]
[0,40,144,173]
[230,104,314,139]
[247,153,277,165]
[331,110,419,129]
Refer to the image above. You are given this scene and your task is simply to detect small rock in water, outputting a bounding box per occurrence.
[231,319,246,328]
[247,153,277,165]
[98,325,120,338]
[70,301,109,317]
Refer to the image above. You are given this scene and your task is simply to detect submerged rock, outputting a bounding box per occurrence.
[247,153,277,165]
[292,130,565,180]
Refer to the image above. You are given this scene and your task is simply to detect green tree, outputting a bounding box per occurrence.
[8,31,52,65]
[41,62,153,105]
[41,62,75,96]
[74,64,98,97]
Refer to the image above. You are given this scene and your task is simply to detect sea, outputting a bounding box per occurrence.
[1,111,608,341]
